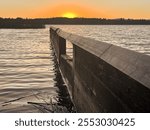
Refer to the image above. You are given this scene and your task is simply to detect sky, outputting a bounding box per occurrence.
[0,0,150,19]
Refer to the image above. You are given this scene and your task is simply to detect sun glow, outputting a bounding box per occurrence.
[62,12,78,18]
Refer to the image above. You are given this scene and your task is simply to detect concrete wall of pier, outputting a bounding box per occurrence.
[50,27,150,112]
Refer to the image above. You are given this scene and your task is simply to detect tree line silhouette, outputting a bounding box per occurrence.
[0,17,150,28]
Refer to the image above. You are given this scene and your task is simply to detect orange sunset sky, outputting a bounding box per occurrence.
[0,0,150,19]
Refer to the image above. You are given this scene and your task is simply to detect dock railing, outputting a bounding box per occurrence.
[50,26,150,112]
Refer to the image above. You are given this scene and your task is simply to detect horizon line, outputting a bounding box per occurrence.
[0,17,150,20]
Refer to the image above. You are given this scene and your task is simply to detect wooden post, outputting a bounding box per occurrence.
[50,28,66,64]
[58,36,66,64]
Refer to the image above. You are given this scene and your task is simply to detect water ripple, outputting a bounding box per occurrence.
[0,29,74,112]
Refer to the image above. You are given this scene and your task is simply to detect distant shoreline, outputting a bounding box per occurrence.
[0,17,150,29]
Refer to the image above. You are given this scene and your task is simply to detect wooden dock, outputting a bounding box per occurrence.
[50,26,150,112]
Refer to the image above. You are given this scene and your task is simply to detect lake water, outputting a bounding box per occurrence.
[0,25,150,112]
[0,29,74,112]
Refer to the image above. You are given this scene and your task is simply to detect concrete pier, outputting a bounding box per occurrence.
[50,27,150,112]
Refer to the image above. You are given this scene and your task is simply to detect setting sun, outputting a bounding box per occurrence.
[62,12,78,18]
